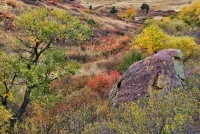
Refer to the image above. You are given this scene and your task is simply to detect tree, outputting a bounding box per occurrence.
[89,5,92,10]
[0,7,92,129]
[122,8,136,20]
[110,6,118,14]
[134,25,169,54]
[141,3,150,14]
[87,19,96,27]
[164,36,197,58]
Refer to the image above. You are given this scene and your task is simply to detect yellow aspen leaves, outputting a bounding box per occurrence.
[132,24,198,58]
[134,24,169,54]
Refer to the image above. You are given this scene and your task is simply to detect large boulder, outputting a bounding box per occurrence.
[110,49,185,106]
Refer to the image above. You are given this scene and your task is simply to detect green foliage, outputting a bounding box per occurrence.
[141,3,150,14]
[13,7,90,95]
[110,6,118,14]
[0,104,12,133]
[0,51,16,100]
[15,8,92,46]
[170,12,178,19]
[118,51,144,73]
[0,7,91,129]
[144,17,189,35]
[84,122,112,134]
[108,87,200,133]
[89,5,92,10]
[87,19,96,27]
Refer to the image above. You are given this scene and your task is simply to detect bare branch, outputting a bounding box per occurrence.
[9,73,16,89]
[15,45,33,54]
[13,49,29,61]
[39,38,55,55]
[32,35,56,63]
[16,37,35,49]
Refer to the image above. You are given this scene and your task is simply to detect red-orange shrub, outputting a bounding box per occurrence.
[88,70,120,96]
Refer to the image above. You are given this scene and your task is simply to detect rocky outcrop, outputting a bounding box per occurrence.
[110,49,185,106]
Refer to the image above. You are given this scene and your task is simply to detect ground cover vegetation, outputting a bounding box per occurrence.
[0,0,199,133]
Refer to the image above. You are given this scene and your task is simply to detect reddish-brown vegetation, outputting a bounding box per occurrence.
[88,70,120,97]
[0,12,15,20]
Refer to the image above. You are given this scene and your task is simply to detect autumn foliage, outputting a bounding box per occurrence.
[87,70,120,96]
[179,1,200,26]
[119,8,136,19]
[132,24,198,58]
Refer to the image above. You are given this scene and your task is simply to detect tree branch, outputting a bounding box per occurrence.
[16,37,35,49]
[15,45,33,54]
[32,37,55,63]
[3,81,9,108]
[10,46,29,61]
[10,73,16,88]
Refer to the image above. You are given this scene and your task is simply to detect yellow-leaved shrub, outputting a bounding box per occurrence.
[179,1,200,26]
[144,17,188,35]
[132,24,198,58]
[119,8,136,19]
[107,87,199,134]
[0,105,12,133]
[164,36,197,58]
[134,24,169,54]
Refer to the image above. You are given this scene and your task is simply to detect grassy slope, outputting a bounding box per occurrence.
[0,0,199,133]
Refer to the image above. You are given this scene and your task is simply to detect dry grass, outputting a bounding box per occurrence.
[50,75,91,94]
[65,46,103,63]
[80,0,194,12]
[6,0,17,8]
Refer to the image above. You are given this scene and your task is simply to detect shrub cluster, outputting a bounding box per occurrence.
[119,8,136,20]
[87,19,96,27]
[118,51,144,73]
[132,24,198,58]
[110,6,118,14]
[179,1,200,26]
[87,70,120,97]
[144,17,190,35]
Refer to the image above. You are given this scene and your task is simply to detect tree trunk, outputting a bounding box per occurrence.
[10,86,33,129]
[16,87,32,121]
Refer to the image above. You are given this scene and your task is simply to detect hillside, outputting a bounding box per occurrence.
[0,0,199,133]
[80,0,194,10]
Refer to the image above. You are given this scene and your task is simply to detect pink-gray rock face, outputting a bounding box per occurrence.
[109,49,185,106]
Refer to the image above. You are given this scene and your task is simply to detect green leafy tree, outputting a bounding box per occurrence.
[87,19,96,27]
[0,7,92,129]
[141,3,150,14]
[89,5,92,10]
[110,6,118,14]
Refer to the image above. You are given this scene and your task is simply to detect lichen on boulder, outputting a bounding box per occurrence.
[109,49,186,106]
